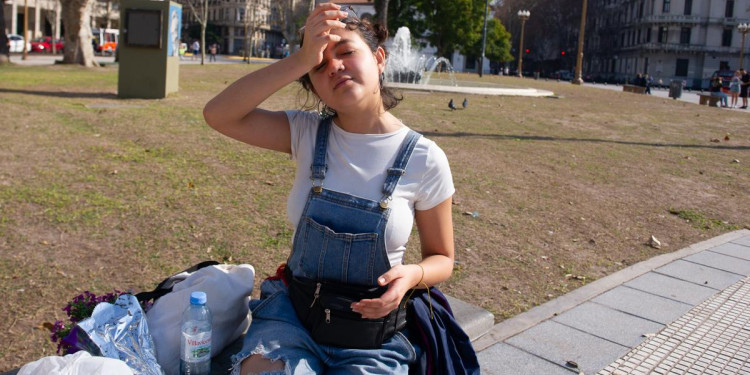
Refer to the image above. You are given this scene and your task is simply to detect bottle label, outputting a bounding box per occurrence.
[182,330,212,363]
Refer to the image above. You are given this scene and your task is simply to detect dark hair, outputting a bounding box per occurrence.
[298,17,402,114]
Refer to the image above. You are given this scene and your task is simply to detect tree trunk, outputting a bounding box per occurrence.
[374,0,389,29]
[0,2,9,64]
[61,0,99,67]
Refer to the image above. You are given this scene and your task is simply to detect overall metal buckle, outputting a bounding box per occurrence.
[379,196,392,209]
[312,179,323,194]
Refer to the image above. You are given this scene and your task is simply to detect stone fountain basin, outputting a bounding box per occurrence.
[387,82,555,97]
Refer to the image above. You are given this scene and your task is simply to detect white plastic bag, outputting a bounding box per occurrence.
[146,264,255,375]
[18,351,133,375]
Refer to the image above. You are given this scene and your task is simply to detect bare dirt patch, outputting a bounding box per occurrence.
[0,64,748,370]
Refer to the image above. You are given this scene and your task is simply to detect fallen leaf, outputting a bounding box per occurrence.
[566,360,579,368]
[710,138,720,143]
[642,333,656,338]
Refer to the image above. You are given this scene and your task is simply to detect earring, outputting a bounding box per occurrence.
[320,103,336,118]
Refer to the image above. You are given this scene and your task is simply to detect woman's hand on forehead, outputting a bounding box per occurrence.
[300,3,349,69]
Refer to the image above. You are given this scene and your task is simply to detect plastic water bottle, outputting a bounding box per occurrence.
[180,291,212,375]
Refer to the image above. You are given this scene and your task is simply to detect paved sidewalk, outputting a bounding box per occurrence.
[5,53,274,66]
[581,82,749,112]
[474,229,750,375]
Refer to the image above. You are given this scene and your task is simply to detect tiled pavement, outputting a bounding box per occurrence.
[475,229,750,375]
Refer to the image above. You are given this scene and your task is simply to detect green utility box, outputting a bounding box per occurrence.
[118,0,181,99]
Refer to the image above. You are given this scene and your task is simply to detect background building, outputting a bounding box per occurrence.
[3,0,118,39]
[587,0,750,89]
[176,0,316,57]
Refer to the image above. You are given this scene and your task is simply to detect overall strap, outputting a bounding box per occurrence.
[380,130,422,209]
[310,117,332,193]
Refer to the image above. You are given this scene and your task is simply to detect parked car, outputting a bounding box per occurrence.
[550,70,574,81]
[7,34,31,53]
[30,36,64,53]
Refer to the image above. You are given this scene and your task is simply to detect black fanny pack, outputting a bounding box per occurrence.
[285,268,408,349]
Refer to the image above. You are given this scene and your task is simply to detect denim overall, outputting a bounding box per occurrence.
[232,118,421,375]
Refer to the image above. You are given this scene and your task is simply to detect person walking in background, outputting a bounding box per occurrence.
[209,43,217,62]
[730,70,741,108]
[179,42,187,61]
[740,68,750,109]
[191,40,200,60]
[644,74,652,95]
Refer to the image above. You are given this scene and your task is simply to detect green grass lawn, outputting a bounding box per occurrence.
[0,63,748,370]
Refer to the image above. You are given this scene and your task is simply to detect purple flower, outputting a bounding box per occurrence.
[48,289,127,354]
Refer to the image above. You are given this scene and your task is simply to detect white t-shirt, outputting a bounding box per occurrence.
[285,110,455,267]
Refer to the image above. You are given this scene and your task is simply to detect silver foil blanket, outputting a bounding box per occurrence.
[77,294,164,375]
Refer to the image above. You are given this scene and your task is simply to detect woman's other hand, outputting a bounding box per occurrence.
[350,264,421,319]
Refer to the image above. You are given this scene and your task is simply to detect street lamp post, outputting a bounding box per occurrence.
[517,10,530,78]
[572,0,588,85]
[738,23,750,70]
[479,0,490,77]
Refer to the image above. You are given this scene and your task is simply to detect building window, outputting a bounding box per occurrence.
[647,27,652,42]
[639,2,644,18]
[684,0,692,15]
[680,27,690,44]
[726,0,734,17]
[675,59,688,76]
[658,27,666,42]
[723,28,733,46]
[662,0,670,12]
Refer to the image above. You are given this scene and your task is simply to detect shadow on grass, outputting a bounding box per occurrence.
[0,88,117,99]
[422,131,750,150]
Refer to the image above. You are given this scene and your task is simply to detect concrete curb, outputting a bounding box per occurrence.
[473,229,750,352]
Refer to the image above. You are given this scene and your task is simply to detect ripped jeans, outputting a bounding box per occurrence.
[231,279,416,375]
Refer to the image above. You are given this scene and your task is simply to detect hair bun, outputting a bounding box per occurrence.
[373,23,389,45]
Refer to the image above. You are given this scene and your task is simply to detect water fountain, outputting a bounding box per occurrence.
[384,27,554,97]
[386,27,457,86]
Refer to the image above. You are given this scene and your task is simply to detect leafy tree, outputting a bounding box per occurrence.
[387,0,427,42]
[467,18,513,65]
[388,0,484,58]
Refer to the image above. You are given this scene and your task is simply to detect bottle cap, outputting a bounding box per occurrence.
[190,291,207,305]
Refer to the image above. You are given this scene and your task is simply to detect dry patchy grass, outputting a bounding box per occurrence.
[0,64,748,370]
